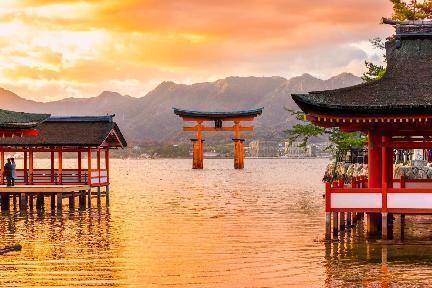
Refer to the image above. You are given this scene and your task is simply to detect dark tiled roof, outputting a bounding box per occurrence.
[173,107,263,118]
[292,22,432,115]
[0,116,127,147]
[0,109,50,129]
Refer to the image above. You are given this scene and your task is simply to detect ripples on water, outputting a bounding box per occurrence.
[0,159,431,287]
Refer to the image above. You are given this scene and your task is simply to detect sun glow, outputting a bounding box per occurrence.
[0,0,392,101]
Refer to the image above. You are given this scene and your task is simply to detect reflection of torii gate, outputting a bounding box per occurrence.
[173,108,263,169]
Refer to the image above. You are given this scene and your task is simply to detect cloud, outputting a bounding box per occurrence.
[0,0,394,101]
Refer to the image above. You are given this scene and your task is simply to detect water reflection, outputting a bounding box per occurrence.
[0,207,119,287]
[325,217,432,287]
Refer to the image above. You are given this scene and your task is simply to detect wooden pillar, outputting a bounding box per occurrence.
[97,150,101,197]
[29,194,34,210]
[97,150,101,205]
[339,212,345,231]
[382,212,388,240]
[367,213,381,235]
[87,147,92,207]
[58,149,63,185]
[29,149,34,184]
[87,147,92,185]
[0,150,4,185]
[78,151,82,183]
[87,189,92,207]
[24,151,28,184]
[346,212,352,227]
[79,190,86,210]
[106,185,110,206]
[69,192,75,210]
[50,149,55,183]
[233,139,245,169]
[105,148,110,184]
[325,182,331,240]
[51,194,56,210]
[191,139,204,169]
[20,193,27,210]
[368,130,382,188]
[105,148,110,206]
[401,214,405,239]
[367,131,382,236]
[381,136,391,239]
[56,193,62,211]
[1,193,9,211]
[332,212,339,236]
[36,193,44,210]
[97,187,101,206]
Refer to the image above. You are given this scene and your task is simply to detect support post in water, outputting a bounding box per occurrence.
[382,212,388,240]
[333,212,339,236]
[69,192,75,210]
[106,185,110,206]
[57,193,62,212]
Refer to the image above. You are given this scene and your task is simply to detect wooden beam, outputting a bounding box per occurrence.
[183,126,254,132]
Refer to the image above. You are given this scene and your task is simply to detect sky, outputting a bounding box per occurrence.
[0,0,394,102]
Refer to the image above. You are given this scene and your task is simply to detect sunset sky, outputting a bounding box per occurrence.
[0,0,393,101]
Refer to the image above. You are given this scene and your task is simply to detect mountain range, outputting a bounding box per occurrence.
[0,73,362,144]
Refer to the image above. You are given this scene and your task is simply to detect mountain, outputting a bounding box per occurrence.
[0,73,362,143]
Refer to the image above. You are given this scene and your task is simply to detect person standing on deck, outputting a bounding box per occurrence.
[10,158,16,186]
[4,159,12,187]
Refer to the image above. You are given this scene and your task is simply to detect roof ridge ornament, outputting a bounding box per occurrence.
[382,17,432,49]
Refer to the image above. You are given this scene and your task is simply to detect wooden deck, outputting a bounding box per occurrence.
[0,184,90,193]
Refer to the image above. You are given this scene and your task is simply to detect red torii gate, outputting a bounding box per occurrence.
[174,108,263,169]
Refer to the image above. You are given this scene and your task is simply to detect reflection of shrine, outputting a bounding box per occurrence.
[0,209,119,286]
[324,218,432,287]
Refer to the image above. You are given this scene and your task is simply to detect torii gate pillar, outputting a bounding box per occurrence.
[191,139,204,169]
[233,139,245,169]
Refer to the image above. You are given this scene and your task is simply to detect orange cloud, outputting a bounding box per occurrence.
[0,0,393,101]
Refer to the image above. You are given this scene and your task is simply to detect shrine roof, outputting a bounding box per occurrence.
[0,115,127,148]
[173,107,263,119]
[0,109,50,129]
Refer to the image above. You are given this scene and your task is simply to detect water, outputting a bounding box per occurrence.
[0,159,432,287]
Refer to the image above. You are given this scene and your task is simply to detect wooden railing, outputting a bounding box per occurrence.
[2,168,108,187]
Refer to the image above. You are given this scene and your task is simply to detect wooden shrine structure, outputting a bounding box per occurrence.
[174,108,263,169]
[293,19,432,240]
[0,115,127,212]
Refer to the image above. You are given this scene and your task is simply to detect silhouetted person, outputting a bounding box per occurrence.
[11,158,16,186]
[4,159,12,187]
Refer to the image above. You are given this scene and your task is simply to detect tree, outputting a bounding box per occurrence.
[285,0,432,156]
[391,0,432,20]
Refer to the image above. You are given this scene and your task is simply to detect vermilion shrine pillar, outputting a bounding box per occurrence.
[368,130,382,188]
[367,130,382,235]
[233,138,245,169]
[191,139,204,169]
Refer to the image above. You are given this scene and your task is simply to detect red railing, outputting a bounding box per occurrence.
[2,168,108,187]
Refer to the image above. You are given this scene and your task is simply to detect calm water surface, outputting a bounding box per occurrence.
[0,159,432,287]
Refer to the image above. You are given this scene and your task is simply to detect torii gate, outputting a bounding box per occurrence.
[173,108,263,169]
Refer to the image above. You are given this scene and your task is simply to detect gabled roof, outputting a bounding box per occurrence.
[0,109,50,129]
[173,107,263,118]
[292,20,432,116]
[0,115,127,148]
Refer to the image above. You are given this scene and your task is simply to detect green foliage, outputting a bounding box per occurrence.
[284,111,367,155]
[362,38,386,82]
[391,0,432,20]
